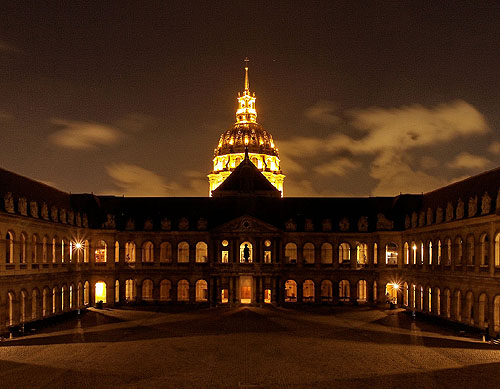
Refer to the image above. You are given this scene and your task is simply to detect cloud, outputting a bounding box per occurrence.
[115,113,157,133]
[488,141,500,155]
[279,100,490,196]
[314,157,360,176]
[49,119,123,149]
[305,100,342,126]
[447,152,491,170]
[106,163,176,196]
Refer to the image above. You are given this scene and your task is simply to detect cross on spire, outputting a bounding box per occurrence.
[244,57,249,91]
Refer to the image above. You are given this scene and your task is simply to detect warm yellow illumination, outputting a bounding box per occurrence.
[75,242,82,249]
[95,282,106,304]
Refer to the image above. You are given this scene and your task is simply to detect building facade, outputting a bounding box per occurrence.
[1,67,500,338]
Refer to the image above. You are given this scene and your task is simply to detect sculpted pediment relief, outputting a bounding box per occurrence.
[212,215,281,233]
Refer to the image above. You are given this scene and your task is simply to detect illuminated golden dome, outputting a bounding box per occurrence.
[208,59,285,196]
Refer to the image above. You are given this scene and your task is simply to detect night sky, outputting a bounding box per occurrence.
[1,1,500,197]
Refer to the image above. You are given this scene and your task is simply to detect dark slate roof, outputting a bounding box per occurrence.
[212,155,281,198]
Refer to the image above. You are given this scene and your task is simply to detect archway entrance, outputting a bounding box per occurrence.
[240,276,252,304]
[95,281,107,304]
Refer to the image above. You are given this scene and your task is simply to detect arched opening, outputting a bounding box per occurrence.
[434,288,441,315]
[373,243,378,265]
[115,280,119,303]
[285,280,297,302]
[240,242,253,263]
[478,293,488,329]
[339,243,350,264]
[5,232,14,264]
[455,236,463,265]
[453,290,462,321]
[95,240,107,263]
[160,242,172,263]
[20,290,27,322]
[495,233,500,268]
[480,234,489,266]
[177,242,189,263]
[195,242,208,263]
[95,281,107,304]
[373,281,378,303]
[403,282,409,306]
[321,243,332,264]
[177,279,189,302]
[125,279,136,301]
[303,280,315,302]
[20,233,27,264]
[221,288,229,303]
[42,235,48,263]
[419,241,424,264]
[195,280,208,302]
[264,289,271,304]
[419,286,424,310]
[142,241,154,263]
[303,243,315,264]
[411,284,416,308]
[114,241,120,263]
[445,238,452,266]
[42,288,50,317]
[160,279,171,301]
[339,280,350,301]
[428,241,433,265]
[32,234,38,263]
[411,241,417,265]
[437,239,442,265]
[403,242,409,265]
[357,280,367,303]
[385,283,398,304]
[321,280,333,302]
[142,279,153,300]
[240,276,252,303]
[444,289,451,318]
[357,243,367,266]
[125,241,136,262]
[466,235,475,266]
[84,281,90,305]
[427,286,432,313]
[83,239,90,263]
[61,285,67,311]
[285,243,297,264]
[386,243,398,265]
[8,292,15,326]
[69,284,74,309]
[465,291,474,324]
[52,286,58,314]
[32,289,39,319]
[493,295,500,334]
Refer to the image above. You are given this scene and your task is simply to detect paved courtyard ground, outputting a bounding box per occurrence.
[1,305,500,388]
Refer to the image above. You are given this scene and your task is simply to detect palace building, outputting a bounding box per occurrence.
[1,64,500,339]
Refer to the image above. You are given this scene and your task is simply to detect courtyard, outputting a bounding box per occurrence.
[0,305,500,388]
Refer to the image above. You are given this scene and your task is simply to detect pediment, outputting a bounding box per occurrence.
[211,215,281,233]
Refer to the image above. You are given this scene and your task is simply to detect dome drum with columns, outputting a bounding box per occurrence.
[208,60,285,196]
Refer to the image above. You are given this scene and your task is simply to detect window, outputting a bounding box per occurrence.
[42,236,48,263]
[52,238,56,263]
[385,243,398,265]
[160,242,172,263]
[303,243,315,264]
[495,233,500,267]
[196,242,208,263]
[428,241,433,265]
[177,242,189,263]
[419,242,424,264]
[114,280,119,303]
[83,240,90,263]
[125,241,136,263]
[321,243,333,264]
[285,243,297,264]
[437,240,442,265]
[480,233,489,266]
[221,240,229,263]
[32,235,38,263]
[373,243,378,265]
[125,279,135,300]
[466,235,475,266]
[195,280,208,302]
[5,232,14,264]
[455,236,463,265]
[142,241,154,262]
[303,280,315,302]
[404,242,409,265]
[321,280,333,301]
[264,240,272,263]
[240,241,253,263]
[339,280,350,301]
[357,243,368,265]
[357,280,367,302]
[411,241,416,265]
[177,280,189,302]
[95,240,107,263]
[142,279,153,300]
[95,281,107,304]
[160,279,171,301]
[115,241,120,263]
[339,243,350,264]
[285,280,297,302]
[20,233,27,264]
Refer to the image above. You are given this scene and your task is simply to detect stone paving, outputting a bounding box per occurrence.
[0,305,500,388]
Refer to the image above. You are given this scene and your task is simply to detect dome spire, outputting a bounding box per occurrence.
[236,58,257,124]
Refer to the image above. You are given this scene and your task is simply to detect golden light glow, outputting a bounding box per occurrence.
[74,242,82,250]
[95,282,107,304]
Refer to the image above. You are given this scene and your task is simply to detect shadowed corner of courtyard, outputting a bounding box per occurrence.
[0,305,495,352]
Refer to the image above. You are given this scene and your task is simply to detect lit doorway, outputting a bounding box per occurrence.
[95,281,107,304]
[264,289,272,303]
[240,276,252,303]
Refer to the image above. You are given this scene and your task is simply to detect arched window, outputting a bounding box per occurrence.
[434,287,441,315]
[61,238,66,263]
[142,241,154,262]
[160,279,171,301]
[493,295,500,333]
[479,293,488,329]
[496,233,500,268]
[357,280,367,302]
[339,243,350,264]
[285,243,297,264]
[419,241,424,265]
[61,285,67,311]
[321,280,333,302]
[437,240,442,265]
[427,287,432,313]
[303,280,315,302]
[428,241,433,265]
[5,232,14,264]
[444,289,451,318]
[339,280,350,301]
[320,243,333,264]
[142,279,153,300]
[114,280,119,303]
[32,234,38,263]
[177,242,189,263]
[160,242,172,263]
[69,284,74,309]
[125,279,135,300]
[480,233,489,266]
[403,242,409,265]
[385,283,398,304]
[32,289,39,319]
[95,240,107,263]
[356,243,368,266]
[114,241,119,263]
[411,241,417,265]
[83,240,90,263]
[466,235,475,266]
[125,241,136,263]
[455,236,463,265]
[195,280,208,302]
[95,281,107,304]
[285,280,297,302]
[20,233,27,264]
[373,243,378,265]
[20,290,26,322]
[42,235,48,263]
[52,286,58,313]
[196,242,208,263]
[303,243,315,264]
[385,243,398,265]
[42,288,50,317]
[52,237,57,263]
[240,241,253,263]
[403,282,409,306]
[177,279,190,302]
[445,238,452,266]
[8,292,14,325]
[84,281,90,305]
